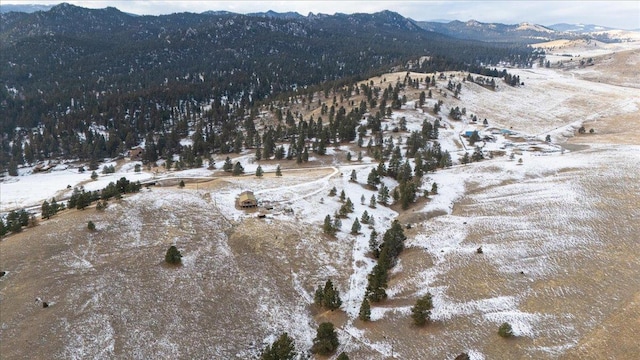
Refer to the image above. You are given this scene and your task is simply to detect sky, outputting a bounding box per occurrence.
[2,1,639,30]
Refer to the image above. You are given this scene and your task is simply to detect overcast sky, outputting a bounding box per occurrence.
[3,1,639,30]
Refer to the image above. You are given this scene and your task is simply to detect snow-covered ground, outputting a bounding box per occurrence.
[2,45,640,358]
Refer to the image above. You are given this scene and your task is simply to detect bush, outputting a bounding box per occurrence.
[498,322,514,338]
[87,221,96,231]
[165,245,182,265]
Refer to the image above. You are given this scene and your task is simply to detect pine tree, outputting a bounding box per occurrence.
[369,229,379,255]
[87,221,96,231]
[333,217,342,231]
[461,152,470,164]
[339,190,346,202]
[165,245,182,265]
[233,162,244,176]
[329,186,337,197]
[366,264,388,302]
[261,332,296,360]
[323,215,335,235]
[179,180,185,188]
[311,322,339,356]
[337,352,350,360]
[350,169,357,182]
[256,165,264,177]
[411,293,433,326]
[431,182,438,195]
[91,171,98,180]
[361,210,370,224]
[275,165,282,177]
[223,157,233,172]
[0,218,7,237]
[322,280,342,310]
[472,146,484,162]
[351,218,361,234]
[377,184,390,205]
[314,285,325,306]
[41,200,51,219]
[369,194,377,208]
[359,298,371,321]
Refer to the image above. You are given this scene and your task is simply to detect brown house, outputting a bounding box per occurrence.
[129,147,144,160]
[237,191,258,209]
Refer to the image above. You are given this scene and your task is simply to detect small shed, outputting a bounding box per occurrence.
[237,191,258,209]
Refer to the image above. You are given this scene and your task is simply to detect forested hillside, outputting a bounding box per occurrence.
[0,3,537,171]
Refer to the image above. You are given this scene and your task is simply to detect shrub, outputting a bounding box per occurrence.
[165,245,182,265]
[498,322,514,338]
[87,221,96,231]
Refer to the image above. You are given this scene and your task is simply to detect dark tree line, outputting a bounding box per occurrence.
[1,5,538,172]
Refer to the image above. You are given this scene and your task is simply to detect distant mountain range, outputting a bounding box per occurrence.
[0,4,54,13]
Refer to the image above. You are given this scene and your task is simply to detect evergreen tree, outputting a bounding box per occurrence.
[333,217,342,231]
[366,264,388,302]
[337,352,350,360]
[311,322,339,356]
[359,298,371,321]
[223,157,233,172]
[350,169,357,182]
[329,186,337,197]
[179,180,185,188]
[314,284,325,306]
[256,165,264,177]
[431,182,438,195]
[232,161,244,176]
[322,280,342,310]
[461,152,470,164]
[41,200,51,219]
[8,159,18,176]
[0,218,7,237]
[367,168,379,188]
[369,229,379,255]
[275,165,282,177]
[261,333,296,360]
[472,146,484,162]
[87,221,96,231]
[165,245,182,265]
[361,210,370,224]
[351,218,361,234]
[377,184,390,205]
[411,293,433,326]
[323,215,335,235]
[369,194,377,208]
[339,190,346,202]
[91,171,98,180]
